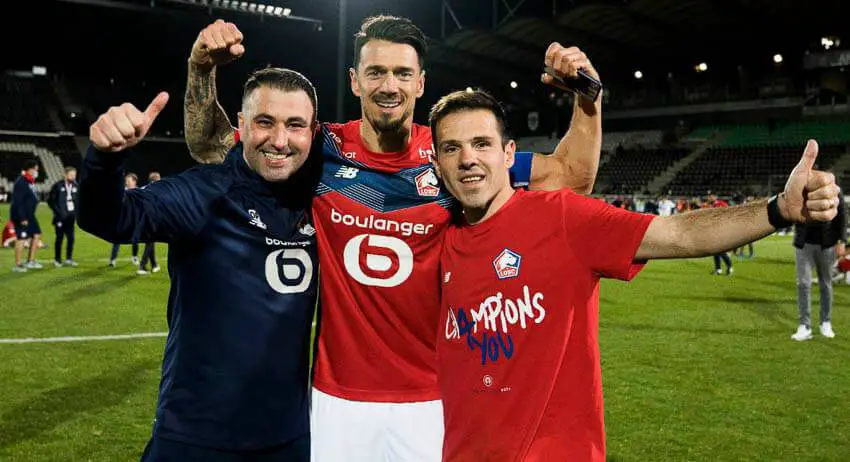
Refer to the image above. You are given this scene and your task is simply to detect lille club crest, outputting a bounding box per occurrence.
[493,249,521,280]
[415,169,440,197]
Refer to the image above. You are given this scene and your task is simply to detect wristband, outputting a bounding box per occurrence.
[767,194,793,229]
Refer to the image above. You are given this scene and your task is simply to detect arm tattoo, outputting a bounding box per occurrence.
[184,63,234,163]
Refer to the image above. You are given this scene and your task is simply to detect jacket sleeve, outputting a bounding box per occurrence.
[47,182,61,216]
[9,180,25,223]
[78,145,218,244]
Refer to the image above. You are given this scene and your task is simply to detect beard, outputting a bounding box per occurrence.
[368,106,411,134]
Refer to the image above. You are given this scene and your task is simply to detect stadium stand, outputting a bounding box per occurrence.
[596,147,690,194]
[664,143,847,197]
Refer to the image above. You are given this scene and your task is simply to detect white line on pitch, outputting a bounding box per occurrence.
[0,332,167,344]
[0,322,318,344]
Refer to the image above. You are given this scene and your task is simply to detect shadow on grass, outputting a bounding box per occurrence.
[0,359,157,449]
[67,274,138,300]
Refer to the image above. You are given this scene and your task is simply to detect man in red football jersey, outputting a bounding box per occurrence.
[183,16,603,460]
[429,88,840,462]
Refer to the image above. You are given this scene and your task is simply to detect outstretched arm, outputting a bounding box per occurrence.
[527,44,601,194]
[184,19,245,164]
[636,140,840,260]
[80,93,212,243]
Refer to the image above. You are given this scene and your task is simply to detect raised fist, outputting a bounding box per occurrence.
[190,19,245,71]
[90,92,169,153]
[541,43,600,91]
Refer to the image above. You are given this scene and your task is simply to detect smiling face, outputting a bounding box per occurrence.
[237,86,315,183]
[350,39,424,136]
[432,108,516,224]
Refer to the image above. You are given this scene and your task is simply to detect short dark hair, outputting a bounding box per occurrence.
[23,159,38,171]
[353,15,427,70]
[429,89,509,148]
[243,67,318,122]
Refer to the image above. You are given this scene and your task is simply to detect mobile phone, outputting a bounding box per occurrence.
[543,66,603,102]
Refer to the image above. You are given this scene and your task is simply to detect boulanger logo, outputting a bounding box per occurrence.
[343,234,414,288]
[330,208,435,237]
[493,248,521,280]
[264,249,314,294]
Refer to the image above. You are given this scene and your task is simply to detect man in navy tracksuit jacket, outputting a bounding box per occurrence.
[10,159,43,271]
[78,68,321,461]
[47,166,81,267]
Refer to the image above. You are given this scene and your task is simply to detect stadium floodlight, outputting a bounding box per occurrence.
[465,87,473,93]
[510,81,518,89]
[273,6,282,15]
[773,54,783,64]
[248,3,257,11]
[821,37,836,50]
[265,5,274,14]
[283,7,291,16]
[239,2,248,10]
[634,70,643,79]
[220,0,229,7]
[695,62,708,72]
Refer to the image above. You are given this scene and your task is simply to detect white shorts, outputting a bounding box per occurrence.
[310,388,444,462]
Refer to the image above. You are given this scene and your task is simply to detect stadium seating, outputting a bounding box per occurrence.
[664,144,847,196]
[597,147,690,194]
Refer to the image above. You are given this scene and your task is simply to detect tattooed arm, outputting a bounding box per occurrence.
[185,62,235,164]
[184,19,245,164]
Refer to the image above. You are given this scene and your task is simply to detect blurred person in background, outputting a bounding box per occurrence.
[791,193,846,340]
[10,160,43,272]
[109,173,140,267]
[658,195,676,216]
[48,166,80,267]
[705,193,733,275]
[137,171,162,275]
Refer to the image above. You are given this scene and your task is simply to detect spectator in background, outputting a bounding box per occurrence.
[791,193,846,341]
[3,219,17,247]
[734,195,757,259]
[10,160,43,272]
[48,166,80,267]
[109,173,140,267]
[705,193,733,275]
[658,195,676,216]
[137,171,162,275]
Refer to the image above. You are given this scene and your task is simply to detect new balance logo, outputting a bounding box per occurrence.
[335,166,359,179]
[248,209,267,230]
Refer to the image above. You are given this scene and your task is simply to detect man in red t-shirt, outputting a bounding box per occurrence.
[429,89,839,462]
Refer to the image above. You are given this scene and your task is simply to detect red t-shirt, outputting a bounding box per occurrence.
[438,188,655,461]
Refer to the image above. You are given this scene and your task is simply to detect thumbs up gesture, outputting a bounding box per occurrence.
[89,92,170,152]
[782,139,841,223]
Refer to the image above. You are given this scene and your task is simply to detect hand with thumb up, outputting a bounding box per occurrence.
[89,92,169,153]
[781,139,841,223]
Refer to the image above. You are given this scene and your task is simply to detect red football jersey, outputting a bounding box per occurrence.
[438,188,655,461]
[311,120,453,402]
